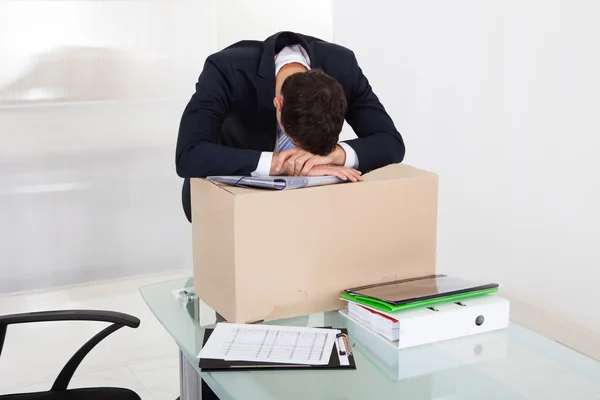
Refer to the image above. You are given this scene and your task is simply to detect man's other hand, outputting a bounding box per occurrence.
[306,165,363,182]
[272,145,347,176]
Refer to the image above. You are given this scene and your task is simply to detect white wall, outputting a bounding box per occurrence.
[333,0,600,331]
[0,0,216,292]
[216,0,333,49]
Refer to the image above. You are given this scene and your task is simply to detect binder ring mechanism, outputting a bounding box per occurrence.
[336,333,352,356]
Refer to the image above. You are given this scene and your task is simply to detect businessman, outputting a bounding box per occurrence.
[176,31,405,221]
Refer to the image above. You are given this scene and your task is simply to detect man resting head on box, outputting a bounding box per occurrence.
[176,31,405,221]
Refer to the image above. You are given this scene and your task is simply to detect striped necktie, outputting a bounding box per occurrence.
[277,129,296,152]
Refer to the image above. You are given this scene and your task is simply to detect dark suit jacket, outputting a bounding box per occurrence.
[176,31,405,221]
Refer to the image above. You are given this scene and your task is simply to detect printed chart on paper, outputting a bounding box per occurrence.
[198,323,338,365]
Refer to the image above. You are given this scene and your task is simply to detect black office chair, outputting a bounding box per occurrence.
[0,310,141,400]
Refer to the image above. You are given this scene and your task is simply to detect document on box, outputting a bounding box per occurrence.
[206,175,342,190]
[198,323,338,365]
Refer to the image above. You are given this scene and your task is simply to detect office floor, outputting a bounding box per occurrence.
[0,271,189,399]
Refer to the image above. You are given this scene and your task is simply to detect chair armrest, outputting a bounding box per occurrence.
[0,310,140,328]
[0,310,140,391]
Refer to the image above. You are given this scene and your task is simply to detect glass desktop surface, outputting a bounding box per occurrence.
[141,278,600,400]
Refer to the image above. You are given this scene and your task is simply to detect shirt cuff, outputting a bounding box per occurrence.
[339,142,359,169]
[251,152,273,176]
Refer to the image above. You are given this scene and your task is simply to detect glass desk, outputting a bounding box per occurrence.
[141,278,600,400]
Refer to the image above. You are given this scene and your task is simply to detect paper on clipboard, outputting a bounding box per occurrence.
[199,323,339,365]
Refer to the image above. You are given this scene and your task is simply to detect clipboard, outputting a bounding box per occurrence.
[199,328,356,371]
[206,175,343,190]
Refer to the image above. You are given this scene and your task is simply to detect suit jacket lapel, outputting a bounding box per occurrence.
[256,32,319,148]
[256,34,277,148]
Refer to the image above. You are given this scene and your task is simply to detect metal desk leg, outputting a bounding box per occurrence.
[177,293,220,400]
[179,350,202,400]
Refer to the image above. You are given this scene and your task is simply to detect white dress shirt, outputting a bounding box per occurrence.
[251,45,359,176]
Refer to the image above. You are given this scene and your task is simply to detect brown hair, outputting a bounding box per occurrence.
[280,70,347,156]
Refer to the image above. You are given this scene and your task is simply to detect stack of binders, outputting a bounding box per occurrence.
[340,274,510,349]
[346,301,400,342]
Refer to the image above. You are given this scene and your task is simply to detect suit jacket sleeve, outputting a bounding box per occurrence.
[342,52,405,173]
[176,57,262,178]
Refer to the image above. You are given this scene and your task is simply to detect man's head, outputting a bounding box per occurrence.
[274,69,347,156]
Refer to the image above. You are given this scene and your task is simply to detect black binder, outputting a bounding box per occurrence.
[199,328,356,371]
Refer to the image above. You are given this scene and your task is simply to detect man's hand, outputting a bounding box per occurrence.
[274,148,332,176]
[306,165,363,182]
[271,145,347,176]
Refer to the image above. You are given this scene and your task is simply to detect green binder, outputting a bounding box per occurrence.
[341,288,499,313]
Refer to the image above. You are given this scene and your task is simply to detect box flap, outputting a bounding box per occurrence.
[363,163,435,182]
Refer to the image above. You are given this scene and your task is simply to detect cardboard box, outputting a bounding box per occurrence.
[191,164,438,323]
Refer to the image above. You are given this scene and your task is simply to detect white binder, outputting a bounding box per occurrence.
[340,295,510,350]
[345,314,509,381]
